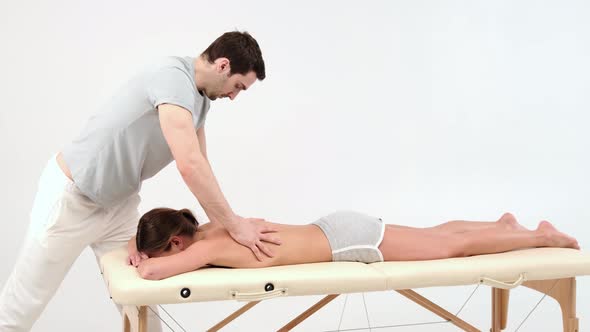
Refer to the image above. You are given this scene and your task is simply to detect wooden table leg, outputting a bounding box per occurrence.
[491,288,509,332]
[277,295,339,331]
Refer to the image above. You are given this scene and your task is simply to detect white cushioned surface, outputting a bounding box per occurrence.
[100,246,590,305]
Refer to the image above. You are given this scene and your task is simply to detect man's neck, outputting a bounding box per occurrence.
[193,56,210,93]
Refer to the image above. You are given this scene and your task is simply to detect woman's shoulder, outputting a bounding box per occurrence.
[198,221,218,231]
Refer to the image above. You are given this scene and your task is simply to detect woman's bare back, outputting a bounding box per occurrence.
[200,220,332,268]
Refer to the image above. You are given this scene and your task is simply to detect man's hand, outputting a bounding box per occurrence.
[228,217,282,261]
[127,250,148,267]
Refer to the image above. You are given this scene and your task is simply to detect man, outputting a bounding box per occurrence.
[0,31,280,332]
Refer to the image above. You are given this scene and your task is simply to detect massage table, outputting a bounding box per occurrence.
[100,246,590,332]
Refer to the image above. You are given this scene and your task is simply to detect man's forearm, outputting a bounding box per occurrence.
[179,157,237,230]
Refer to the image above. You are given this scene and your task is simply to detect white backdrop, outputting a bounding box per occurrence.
[0,0,588,331]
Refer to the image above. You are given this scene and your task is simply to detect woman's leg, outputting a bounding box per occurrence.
[458,220,579,256]
[430,213,527,234]
[378,224,463,261]
[378,220,579,261]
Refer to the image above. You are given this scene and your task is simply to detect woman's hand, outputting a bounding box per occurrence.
[127,235,148,267]
[227,216,282,261]
[127,250,148,267]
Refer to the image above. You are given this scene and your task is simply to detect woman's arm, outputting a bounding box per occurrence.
[137,239,218,280]
[127,235,137,253]
[127,235,146,266]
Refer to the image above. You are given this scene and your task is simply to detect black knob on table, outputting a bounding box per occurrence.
[265,283,274,292]
[180,288,191,298]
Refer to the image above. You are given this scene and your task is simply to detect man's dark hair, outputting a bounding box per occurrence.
[202,31,266,80]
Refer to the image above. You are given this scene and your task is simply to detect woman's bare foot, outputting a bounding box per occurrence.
[536,221,580,249]
[498,213,528,231]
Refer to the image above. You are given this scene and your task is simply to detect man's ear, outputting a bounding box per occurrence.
[215,57,230,74]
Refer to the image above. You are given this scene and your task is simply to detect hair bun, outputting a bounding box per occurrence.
[178,208,199,226]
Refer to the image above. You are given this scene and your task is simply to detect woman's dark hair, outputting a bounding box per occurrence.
[136,207,199,255]
[202,31,266,80]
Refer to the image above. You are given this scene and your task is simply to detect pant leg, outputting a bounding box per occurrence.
[0,154,105,332]
[91,194,164,332]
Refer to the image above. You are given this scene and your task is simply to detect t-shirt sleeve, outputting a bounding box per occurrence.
[148,66,197,118]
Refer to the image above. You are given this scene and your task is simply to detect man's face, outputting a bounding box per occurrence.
[209,71,257,101]
[206,59,258,101]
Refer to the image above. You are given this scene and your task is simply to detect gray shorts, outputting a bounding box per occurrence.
[312,210,385,263]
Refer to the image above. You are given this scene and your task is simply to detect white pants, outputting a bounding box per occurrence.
[0,154,163,332]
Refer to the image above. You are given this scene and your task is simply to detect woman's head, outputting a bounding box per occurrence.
[136,207,199,257]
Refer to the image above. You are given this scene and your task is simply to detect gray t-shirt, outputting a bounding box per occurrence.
[62,56,210,208]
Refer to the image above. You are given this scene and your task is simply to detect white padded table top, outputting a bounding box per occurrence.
[372,247,590,289]
[100,246,590,305]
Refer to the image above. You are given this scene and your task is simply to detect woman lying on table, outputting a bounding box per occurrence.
[129,208,579,280]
